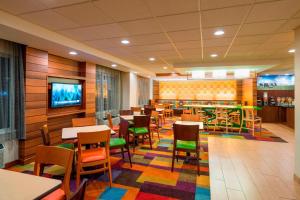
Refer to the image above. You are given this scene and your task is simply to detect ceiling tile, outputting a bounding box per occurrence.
[93,0,151,22]
[158,12,200,32]
[258,41,291,50]
[175,41,202,50]
[280,18,300,32]
[266,32,294,43]
[0,0,47,15]
[119,18,161,35]
[202,6,250,28]
[168,29,201,42]
[203,37,232,47]
[128,43,175,53]
[234,35,270,45]
[37,0,87,8]
[202,25,239,39]
[201,0,253,10]
[20,10,79,30]
[239,20,286,36]
[144,0,198,16]
[59,23,129,41]
[246,0,300,23]
[53,2,114,26]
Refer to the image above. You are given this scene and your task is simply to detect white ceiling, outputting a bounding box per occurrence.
[0,0,300,74]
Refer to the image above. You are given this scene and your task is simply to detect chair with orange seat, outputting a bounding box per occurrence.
[181,114,200,122]
[72,117,96,127]
[34,145,74,200]
[76,130,112,188]
[106,112,120,133]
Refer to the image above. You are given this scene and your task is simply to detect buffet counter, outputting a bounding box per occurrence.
[257,106,294,128]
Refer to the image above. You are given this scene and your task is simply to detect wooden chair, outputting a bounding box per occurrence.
[150,111,160,141]
[72,117,96,127]
[131,107,142,115]
[181,114,200,122]
[40,124,74,150]
[239,108,262,136]
[214,108,232,133]
[34,145,74,199]
[183,109,192,115]
[76,130,112,188]
[119,110,133,115]
[128,115,152,151]
[106,113,120,133]
[172,124,200,175]
[144,106,155,115]
[164,109,174,118]
[110,118,132,167]
[69,179,88,200]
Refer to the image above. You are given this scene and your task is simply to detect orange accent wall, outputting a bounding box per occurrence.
[242,79,257,106]
[159,80,238,100]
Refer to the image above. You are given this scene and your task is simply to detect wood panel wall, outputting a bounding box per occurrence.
[19,47,96,164]
[153,80,159,101]
[242,78,257,106]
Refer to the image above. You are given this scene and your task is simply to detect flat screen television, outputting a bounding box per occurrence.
[50,83,82,108]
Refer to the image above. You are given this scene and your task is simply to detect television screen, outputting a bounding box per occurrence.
[257,75,294,90]
[51,83,82,108]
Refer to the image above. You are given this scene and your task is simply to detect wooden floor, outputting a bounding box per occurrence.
[209,123,300,200]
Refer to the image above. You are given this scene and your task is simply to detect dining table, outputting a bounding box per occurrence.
[62,125,115,140]
[175,120,204,130]
[120,114,146,121]
[0,169,62,200]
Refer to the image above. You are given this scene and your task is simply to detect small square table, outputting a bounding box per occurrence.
[0,169,61,200]
[62,125,115,140]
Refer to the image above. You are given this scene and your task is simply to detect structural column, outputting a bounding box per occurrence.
[294,27,300,179]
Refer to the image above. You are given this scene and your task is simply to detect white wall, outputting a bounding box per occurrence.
[129,72,138,107]
[121,72,130,109]
[295,27,300,178]
[149,78,153,100]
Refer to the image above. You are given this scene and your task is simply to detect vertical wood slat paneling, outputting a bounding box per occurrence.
[153,80,159,101]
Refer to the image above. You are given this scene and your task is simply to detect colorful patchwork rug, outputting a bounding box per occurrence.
[9,130,211,200]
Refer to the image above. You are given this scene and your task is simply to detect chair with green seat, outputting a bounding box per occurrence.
[40,124,75,150]
[171,123,200,175]
[110,118,132,167]
[128,115,152,151]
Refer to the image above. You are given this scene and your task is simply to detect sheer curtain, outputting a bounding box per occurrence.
[96,65,121,120]
[0,39,25,142]
[137,76,150,106]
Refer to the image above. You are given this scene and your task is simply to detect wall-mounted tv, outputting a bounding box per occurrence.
[50,83,82,108]
[257,75,294,90]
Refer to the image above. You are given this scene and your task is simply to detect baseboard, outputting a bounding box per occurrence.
[4,160,19,169]
[294,174,300,184]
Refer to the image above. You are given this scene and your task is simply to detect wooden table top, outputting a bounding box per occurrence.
[120,115,146,121]
[175,121,204,130]
[0,169,61,200]
[62,125,115,139]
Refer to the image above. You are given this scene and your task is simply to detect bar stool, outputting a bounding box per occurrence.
[239,108,262,136]
[214,107,232,133]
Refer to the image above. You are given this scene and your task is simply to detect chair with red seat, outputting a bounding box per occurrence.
[76,130,112,188]
[34,145,74,200]
[106,112,120,133]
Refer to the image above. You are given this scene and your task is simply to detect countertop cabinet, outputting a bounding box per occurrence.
[257,106,294,128]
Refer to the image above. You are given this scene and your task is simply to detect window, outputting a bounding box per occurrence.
[96,66,121,120]
[0,39,25,142]
[137,76,150,106]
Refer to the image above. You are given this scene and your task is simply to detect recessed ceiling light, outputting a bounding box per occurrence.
[149,57,156,61]
[69,51,78,55]
[210,54,218,58]
[214,30,225,36]
[111,64,117,68]
[288,49,296,53]
[163,67,168,69]
[133,71,138,74]
[121,39,130,44]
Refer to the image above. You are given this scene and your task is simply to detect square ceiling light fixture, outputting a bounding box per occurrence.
[234,69,250,79]
[212,70,227,79]
[191,71,205,79]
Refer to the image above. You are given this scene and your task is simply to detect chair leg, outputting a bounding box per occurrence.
[76,164,81,188]
[148,133,152,150]
[196,150,200,176]
[260,120,262,136]
[239,120,242,134]
[171,149,175,172]
[157,127,160,141]
[121,148,124,159]
[252,121,255,136]
[127,146,132,168]
[107,161,112,187]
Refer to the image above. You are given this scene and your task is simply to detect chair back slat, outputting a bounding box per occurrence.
[134,115,150,128]
[106,113,113,129]
[72,117,96,127]
[40,124,51,146]
[119,118,130,141]
[119,110,133,115]
[77,130,110,145]
[144,106,155,115]
[181,114,200,122]
[34,145,74,197]
[173,124,199,142]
